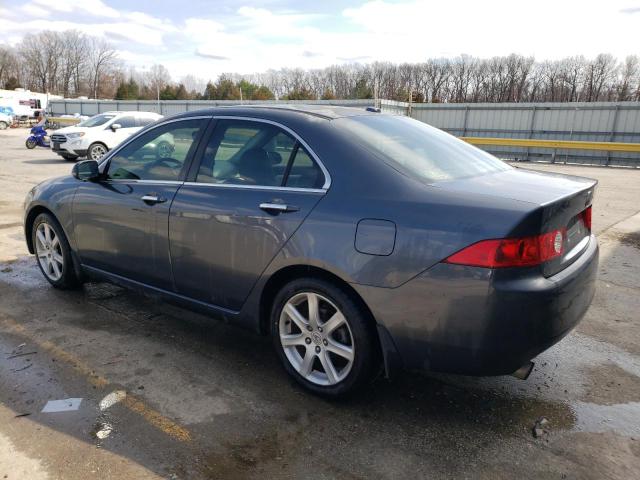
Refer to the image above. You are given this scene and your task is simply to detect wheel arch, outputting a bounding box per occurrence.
[88,141,108,158]
[25,205,55,254]
[24,205,83,281]
[259,265,375,334]
[258,264,402,379]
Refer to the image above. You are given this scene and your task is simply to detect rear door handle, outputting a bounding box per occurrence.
[141,195,167,205]
[259,202,299,214]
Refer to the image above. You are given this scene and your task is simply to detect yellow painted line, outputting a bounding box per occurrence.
[0,315,191,442]
[460,137,640,153]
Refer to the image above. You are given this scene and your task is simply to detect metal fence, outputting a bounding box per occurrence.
[48,98,375,117]
[380,100,640,167]
[48,98,640,167]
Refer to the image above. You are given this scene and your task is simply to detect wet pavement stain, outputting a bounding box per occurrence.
[618,231,640,249]
[2,252,640,478]
[581,363,640,406]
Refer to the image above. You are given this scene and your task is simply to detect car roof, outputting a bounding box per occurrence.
[174,104,379,121]
[100,111,162,116]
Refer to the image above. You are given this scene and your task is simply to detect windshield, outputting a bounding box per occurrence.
[78,114,116,128]
[334,115,511,183]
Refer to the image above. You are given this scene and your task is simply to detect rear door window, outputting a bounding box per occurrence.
[196,121,294,187]
[284,147,324,189]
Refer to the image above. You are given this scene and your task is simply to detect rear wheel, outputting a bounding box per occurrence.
[32,213,81,289]
[25,139,36,149]
[271,278,378,397]
[88,143,107,160]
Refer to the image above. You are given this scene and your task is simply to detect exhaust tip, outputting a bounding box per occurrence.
[511,361,534,380]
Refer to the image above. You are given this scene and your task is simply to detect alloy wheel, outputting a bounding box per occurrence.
[279,292,355,386]
[90,144,106,160]
[35,222,64,281]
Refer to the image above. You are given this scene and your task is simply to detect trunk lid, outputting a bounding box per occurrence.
[434,167,596,276]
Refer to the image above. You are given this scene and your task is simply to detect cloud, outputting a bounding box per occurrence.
[302,51,321,58]
[21,3,50,17]
[337,55,372,62]
[31,0,120,18]
[194,51,230,61]
[620,6,640,13]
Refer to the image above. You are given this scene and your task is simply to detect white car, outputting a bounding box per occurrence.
[0,112,13,129]
[50,111,163,161]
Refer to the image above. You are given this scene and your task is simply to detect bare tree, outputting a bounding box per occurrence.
[617,55,639,101]
[88,37,117,99]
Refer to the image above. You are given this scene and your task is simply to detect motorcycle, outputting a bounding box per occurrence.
[25,125,50,149]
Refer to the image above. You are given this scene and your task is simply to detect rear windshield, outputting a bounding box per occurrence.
[78,114,116,128]
[334,115,510,183]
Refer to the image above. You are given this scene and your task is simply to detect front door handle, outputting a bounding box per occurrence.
[259,202,299,214]
[141,194,167,205]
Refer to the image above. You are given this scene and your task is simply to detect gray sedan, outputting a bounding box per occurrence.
[23,105,598,396]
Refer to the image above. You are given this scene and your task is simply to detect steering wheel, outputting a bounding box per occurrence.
[141,157,182,175]
[155,157,182,169]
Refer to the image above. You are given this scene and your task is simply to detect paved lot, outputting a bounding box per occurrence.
[1,126,639,479]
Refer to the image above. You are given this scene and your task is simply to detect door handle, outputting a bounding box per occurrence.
[141,194,167,205]
[259,202,299,214]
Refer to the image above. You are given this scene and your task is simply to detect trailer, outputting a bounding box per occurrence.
[0,88,61,119]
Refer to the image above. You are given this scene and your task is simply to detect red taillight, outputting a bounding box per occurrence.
[444,230,565,268]
[582,206,592,231]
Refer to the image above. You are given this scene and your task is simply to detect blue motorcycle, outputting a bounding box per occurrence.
[26,125,50,149]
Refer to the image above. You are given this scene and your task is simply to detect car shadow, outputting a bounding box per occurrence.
[23,158,76,164]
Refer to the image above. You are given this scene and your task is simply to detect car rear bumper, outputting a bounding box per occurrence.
[353,234,599,376]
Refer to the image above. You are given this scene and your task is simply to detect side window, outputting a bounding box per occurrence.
[116,116,136,128]
[137,117,156,127]
[285,146,325,189]
[106,119,206,181]
[196,120,296,187]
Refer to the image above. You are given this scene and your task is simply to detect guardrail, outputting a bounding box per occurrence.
[47,117,81,128]
[460,137,640,153]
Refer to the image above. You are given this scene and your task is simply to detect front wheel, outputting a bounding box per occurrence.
[88,143,108,160]
[25,138,37,149]
[32,213,81,289]
[271,278,379,397]
[0,121,8,130]
[61,154,78,162]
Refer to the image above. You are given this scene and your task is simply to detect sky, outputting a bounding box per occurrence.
[1,0,639,81]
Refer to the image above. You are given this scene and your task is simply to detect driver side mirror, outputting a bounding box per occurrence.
[72,160,100,181]
[110,123,121,131]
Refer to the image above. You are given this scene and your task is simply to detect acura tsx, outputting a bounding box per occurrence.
[23,105,598,396]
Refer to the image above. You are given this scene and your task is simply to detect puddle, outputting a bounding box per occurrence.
[618,231,640,249]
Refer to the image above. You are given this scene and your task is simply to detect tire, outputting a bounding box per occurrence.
[88,142,108,160]
[61,154,78,162]
[0,121,7,130]
[25,139,37,149]
[32,213,81,289]
[271,277,378,397]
